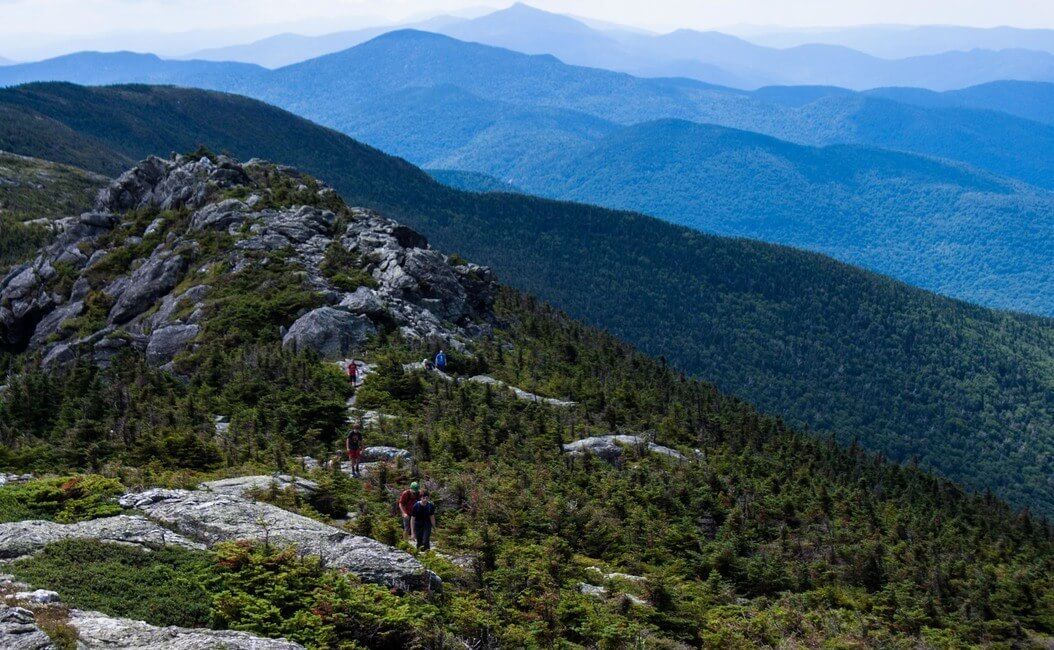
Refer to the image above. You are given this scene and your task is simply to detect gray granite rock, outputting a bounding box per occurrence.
[467,375,576,407]
[198,474,318,498]
[68,609,304,649]
[146,323,199,365]
[562,435,685,463]
[119,489,437,591]
[0,606,53,650]
[0,515,205,559]
[281,307,376,360]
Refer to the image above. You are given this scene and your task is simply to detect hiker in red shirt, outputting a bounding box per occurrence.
[345,423,363,477]
[346,360,358,385]
[398,482,420,538]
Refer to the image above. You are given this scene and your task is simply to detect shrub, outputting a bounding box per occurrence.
[0,475,124,523]
[10,539,214,628]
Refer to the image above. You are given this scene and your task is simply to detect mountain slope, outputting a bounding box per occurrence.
[868,80,1054,126]
[0,51,268,89]
[1,83,1053,517]
[1,156,1050,648]
[746,24,1054,58]
[264,31,1054,192]
[445,117,1054,314]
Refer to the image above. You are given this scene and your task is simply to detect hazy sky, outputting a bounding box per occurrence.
[2,0,1052,39]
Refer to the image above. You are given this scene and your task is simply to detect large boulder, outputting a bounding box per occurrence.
[68,609,304,649]
[359,446,412,463]
[146,323,199,366]
[0,516,205,560]
[0,605,52,650]
[562,435,685,463]
[119,489,437,591]
[108,254,188,325]
[281,307,376,360]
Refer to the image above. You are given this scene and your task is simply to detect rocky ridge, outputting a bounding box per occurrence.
[0,153,498,368]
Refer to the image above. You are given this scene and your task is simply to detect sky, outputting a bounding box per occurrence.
[2,0,1052,57]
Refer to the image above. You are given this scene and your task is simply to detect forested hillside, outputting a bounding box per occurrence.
[0,153,1050,648]
[445,118,1054,314]
[0,151,107,269]
[1,83,1052,520]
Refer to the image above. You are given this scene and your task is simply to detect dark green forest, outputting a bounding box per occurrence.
[1,83,1052,521]
[2,284,1053,647]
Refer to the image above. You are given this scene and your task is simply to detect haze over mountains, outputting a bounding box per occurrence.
[3,27,1054,315]
[742,24,1054,58]
[174,4,1054,91]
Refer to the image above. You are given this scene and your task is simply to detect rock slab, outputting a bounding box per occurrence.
[0,515,205,560]
[119,489,436,591]
[69,609,304,649]
[563,435,685,463]
[0,605,52,650]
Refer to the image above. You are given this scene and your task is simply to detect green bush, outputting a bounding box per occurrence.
[211,542,440,649]
[10,539,214,628]
[0,475,124,523]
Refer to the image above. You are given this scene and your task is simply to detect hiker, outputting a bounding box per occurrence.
[346,360,358,385]
[434,349,447,371]
[410,490,436,551]
[345,423,363,477]
[398,481,420,538]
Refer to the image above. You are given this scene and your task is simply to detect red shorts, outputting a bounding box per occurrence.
[347,448,361,460]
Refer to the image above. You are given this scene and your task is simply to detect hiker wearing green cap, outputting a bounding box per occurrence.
[398,481,420,538]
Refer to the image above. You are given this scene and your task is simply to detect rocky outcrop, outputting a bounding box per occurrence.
[282,307,377,360]
[198,474,318,498]
[68,609,304,650]
[359,446,412,463]
[119,489,437,591]
[1,153,497,367]
[108,254,188,325]
[0,516,205,560]
[96,154,249,213]
[0,606,52,650]
[562,435,685,463]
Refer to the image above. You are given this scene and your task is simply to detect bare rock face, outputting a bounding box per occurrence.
[562,435,685,463]
[0,515,205,560]
[109,254,188,325]
[69,609,304,650]
[359,446,412,463]
[281,307,377,360]
[0,605,53,650]
[119,489,437,591]
[146,323,200,366]
[96,155,250,213]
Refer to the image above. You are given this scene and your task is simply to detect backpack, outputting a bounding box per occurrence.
[435,352,447,368]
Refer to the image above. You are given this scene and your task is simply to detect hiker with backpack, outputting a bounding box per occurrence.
[434,350,447,371]
[398,481,420,538]
[346,360,358,385]
[410,490,436,551]
[345,423,363,477]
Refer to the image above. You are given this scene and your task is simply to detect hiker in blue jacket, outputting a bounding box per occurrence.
[434,350,447,371]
